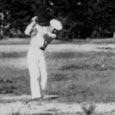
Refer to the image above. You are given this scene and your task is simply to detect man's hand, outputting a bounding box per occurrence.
[47,32,56,38]
[31,16,38,22]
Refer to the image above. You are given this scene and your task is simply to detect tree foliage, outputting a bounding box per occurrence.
[0,0,115,39]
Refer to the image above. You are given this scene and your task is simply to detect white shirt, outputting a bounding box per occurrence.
[25,22,56,49]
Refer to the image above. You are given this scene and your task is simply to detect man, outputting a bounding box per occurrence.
[25,16,62,100]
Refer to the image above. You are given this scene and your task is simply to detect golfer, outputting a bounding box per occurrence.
[25,16,62,100]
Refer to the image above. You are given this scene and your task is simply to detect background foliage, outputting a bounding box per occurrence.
[0,0,115,40]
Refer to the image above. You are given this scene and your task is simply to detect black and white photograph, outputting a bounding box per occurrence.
[0,0,115,115]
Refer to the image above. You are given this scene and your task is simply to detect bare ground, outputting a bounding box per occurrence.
[0,94,115,115]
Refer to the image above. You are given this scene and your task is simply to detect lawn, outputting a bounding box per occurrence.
[0,37,115,45]
[1,43,115,104]
[46,51,115,103]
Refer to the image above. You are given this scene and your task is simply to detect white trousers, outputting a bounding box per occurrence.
[27,47,47,99]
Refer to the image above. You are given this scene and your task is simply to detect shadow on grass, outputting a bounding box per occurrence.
[33,114,53,115]
[60,63,115,71]
[0,79,17,94]
[46,52,90,59]
[0,52,26,58]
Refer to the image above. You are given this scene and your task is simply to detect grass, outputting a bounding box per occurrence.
[46,51,115,103]
[0,38,30,45]
[0,37,115,45]
[1,43,115,103]
[0,52,26,58]
[0,67,30,95]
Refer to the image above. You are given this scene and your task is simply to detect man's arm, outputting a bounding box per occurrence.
[24,21,36,35]
[47,32,56,38]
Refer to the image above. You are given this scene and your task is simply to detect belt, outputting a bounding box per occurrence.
[40,47,45,51]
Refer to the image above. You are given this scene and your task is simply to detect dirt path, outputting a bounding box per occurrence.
[0,95,115,115]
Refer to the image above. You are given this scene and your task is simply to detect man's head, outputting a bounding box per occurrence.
[50,19,63,31]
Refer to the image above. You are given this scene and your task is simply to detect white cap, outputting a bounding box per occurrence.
[50,19,62,30]
[31,16,38,21]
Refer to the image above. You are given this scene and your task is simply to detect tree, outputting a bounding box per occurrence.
[0,0,115,39]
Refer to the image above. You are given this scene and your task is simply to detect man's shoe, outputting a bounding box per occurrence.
[24,97,42,103]
[42,94,59,100]
[31,97,43,101]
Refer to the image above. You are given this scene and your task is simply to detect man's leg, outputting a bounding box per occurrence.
[39,55,47,91]
[27,50,42,99]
